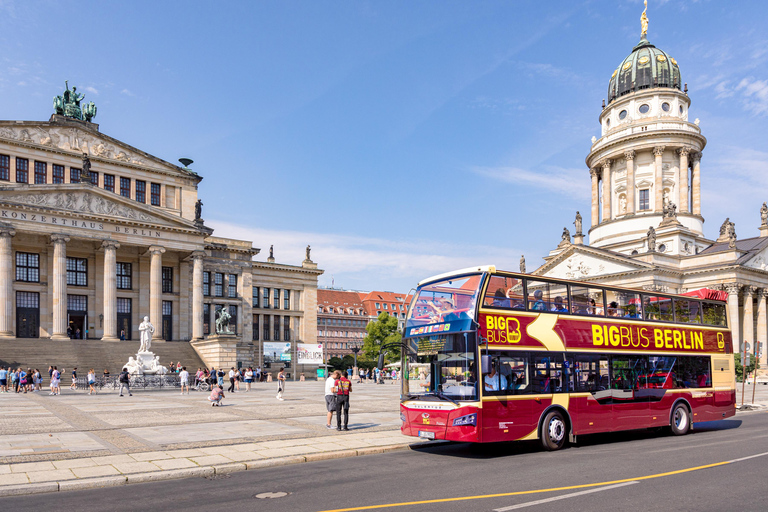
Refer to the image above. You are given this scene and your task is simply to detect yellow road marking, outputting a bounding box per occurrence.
[318,456,762,512]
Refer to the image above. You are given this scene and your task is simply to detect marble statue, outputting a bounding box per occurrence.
[761,203,768,226]
[82,153,91,176]
[216,308,233,334]
[269,245,274,259]
[574,211,583,235]
[647,226,656,252]
[138,316,154,352]
[306,244,311,260]
[561,227,571,244]
[520,255,526,274]
[195,199,203,221]
[663,199,677,219]
[729,230,737,249]
[719,218,730,236]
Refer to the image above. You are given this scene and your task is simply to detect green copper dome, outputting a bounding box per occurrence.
[607,36,681,104]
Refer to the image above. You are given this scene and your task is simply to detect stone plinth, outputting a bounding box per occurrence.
[191,334,238,369]
[760,225,768,238]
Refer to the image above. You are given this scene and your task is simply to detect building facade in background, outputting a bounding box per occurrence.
[533,17,768,371]
[0,92,322,371]
[316,289,367,360]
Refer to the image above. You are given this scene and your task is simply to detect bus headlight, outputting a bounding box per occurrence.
[452,413,477,427]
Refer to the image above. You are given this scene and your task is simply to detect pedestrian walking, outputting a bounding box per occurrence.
[217,368,225,387]
[244,367,253,391]
[0,366,7,393]
[334,369,352,431]
[35,369,42,391]
[87,369,96,395]
[118,367,132,396]
[276,367,286,400]
[19,368,28,393]
[70,368,78,390]
[325,370,340,429]
[228,367,236,393]
[179,366,190,394]
[50,366,61,395]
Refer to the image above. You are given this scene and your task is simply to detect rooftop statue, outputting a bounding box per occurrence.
[761,203,768,227]
[53,81,97,122]
[641,0,649,37]
[519,255,526,274]
[647,226,656,252]
[574,211,583,235]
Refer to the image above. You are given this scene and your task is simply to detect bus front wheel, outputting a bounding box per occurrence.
[670,403,690,436]
[541,410,567,451]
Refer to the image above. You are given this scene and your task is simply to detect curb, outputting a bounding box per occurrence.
[0,442,425,497]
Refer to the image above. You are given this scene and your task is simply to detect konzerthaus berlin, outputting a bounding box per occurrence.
[0,87,322,370]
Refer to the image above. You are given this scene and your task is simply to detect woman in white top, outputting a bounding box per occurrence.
[245,368,254,391]
[179,366,190,395]
[87,369,96,395]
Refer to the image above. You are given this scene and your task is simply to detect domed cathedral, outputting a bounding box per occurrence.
[533,3,768,371]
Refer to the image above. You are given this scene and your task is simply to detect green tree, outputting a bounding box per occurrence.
[328,357,343,371]
[735,352,758,382]
[362,312,402,364]
[342,354,355,369]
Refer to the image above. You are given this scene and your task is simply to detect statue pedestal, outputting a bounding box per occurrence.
[124,351,168,375]
[191,334,238,370]
[760,225,768,238]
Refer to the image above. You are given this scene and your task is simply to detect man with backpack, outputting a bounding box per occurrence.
[334,370,352,431]
[118,367,132,397]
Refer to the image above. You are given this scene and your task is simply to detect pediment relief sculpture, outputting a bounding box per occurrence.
[0,125,151,167]
[0,190,164,224]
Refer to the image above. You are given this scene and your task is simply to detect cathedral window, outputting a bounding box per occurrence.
[120,177,131,198]
[135,180,146,203]
[619,110,628,120]
[89,171,99,186]
[116,262,132,289]
[53,164,65,184]
[0,154,9,181]
[16,158,28,183]
[66,257,87,286]
[162,267,173,293]
[15,252,39,282]
[639,189,650,211]
[70,167,81,183]
[151,183,161,206]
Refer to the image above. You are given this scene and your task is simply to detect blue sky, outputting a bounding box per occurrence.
[2,0,768,292]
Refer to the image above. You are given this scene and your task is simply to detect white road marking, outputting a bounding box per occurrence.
[727,450,768,463]
[493,481,640,511]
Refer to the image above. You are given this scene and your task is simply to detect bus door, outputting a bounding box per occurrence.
[610,355,650,431]
[571,354,612,435]
[481,353,534,442]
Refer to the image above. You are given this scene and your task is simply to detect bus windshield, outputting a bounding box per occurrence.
[402,332,478,401]
[405,274,483,336]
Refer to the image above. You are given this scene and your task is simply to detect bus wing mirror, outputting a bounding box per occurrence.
[481,355,492,374]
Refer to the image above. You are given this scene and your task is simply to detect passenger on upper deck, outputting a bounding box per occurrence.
[552,296,568,313]
[607,301,620,317]
[492,288,511,308]
[531,290,547,311]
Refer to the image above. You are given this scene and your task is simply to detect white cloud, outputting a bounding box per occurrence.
[735,77,768,115]
[470,165,591,199]
[84,86,99,94]
[120,88,135,97]
[206,220,525,291]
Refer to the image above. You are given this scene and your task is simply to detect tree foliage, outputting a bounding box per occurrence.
[735,352,759,382]
[362,312,402,364]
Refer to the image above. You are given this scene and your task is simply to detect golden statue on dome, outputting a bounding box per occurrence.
[641,0,649,37]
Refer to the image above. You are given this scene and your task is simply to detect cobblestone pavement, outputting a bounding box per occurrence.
[0,379,425,496]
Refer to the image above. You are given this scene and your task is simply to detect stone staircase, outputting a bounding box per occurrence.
[0,339,207,374]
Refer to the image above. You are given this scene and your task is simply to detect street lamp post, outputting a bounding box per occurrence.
[350,342,362,373]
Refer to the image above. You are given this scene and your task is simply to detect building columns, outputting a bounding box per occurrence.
[191,251,205,340]
[743,286,756,353]
[50,234,70,341]
[624,151,635,215]
[601,160,612,222]
[757,289,768,369]
[148,246,166,331]
[725,284,742,352]
[691,152,702,215]
[0,227,16,338]
[653,146,665,212]
[101,240,120,341]
[678,147,690,213]
[590,168,599,228]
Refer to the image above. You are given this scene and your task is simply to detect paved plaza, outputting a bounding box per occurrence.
[0,379,422,496]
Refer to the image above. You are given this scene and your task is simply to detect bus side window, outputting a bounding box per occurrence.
[498,354,529,394]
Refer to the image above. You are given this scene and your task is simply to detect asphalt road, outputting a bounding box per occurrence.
[5,411,768,512]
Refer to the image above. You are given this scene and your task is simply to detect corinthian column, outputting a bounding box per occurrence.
[625,151,635,215]
[148,246,166,332]
[725,284,742,353]
[691,152,702,215]
[191,251,205,340]
[678,147,690,213]
[653,146,665,212]
[590,168,599,228]
[101,241,120,341]
[50,234,70,341]
[0,227,16,338]
[601,160,612,222]
[757,289,767,369]
[743,286,756,352]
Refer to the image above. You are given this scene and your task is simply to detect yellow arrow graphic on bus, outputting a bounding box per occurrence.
[525,314,566,352]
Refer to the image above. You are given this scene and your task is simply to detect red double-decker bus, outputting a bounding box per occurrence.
[399,266,736,450]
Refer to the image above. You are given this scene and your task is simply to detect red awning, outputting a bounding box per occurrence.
[681,288,728,302]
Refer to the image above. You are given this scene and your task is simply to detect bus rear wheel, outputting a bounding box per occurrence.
[541,410,567,451]
[670,403,690,436]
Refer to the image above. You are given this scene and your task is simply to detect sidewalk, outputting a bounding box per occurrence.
[0,380,423,497]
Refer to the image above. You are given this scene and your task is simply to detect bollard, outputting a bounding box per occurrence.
[267,373,273,382]
[300,373,305,382]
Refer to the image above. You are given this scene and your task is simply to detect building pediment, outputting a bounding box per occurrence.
[0,119,197,180]
[535,245,652,280]
[0,185,201,233]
